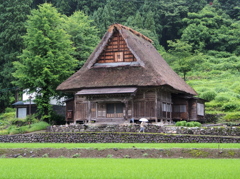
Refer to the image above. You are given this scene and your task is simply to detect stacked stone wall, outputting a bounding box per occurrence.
[0,132,239,143]
[46,124,240,136]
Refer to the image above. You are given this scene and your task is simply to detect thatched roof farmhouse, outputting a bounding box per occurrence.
[57,24,205,124]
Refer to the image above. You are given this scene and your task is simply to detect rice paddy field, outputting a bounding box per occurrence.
[1,143,240,178]
[0,158,240,179]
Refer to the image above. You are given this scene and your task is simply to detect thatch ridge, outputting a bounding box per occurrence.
[109,24,153,43]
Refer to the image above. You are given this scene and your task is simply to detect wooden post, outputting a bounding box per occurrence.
[131,99,134,120]
[87,101,91,123]
[29,96,33,116]
[155,88,158,123]
[124,101,128,121]
[96,102,98,120]
[74,95,77,124]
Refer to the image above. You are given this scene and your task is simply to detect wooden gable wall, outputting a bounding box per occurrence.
[96,31,137,63]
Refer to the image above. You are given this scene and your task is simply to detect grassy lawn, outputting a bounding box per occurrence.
[0,158,239,179]
[1,143,240,149]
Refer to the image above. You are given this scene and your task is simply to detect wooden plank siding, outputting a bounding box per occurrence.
[91,102,96,118]
[172,97,189,120]
[71,88,203,123]
[132,90,157,121]
[65,99,74,122]
[157,90,172,121]
[75,102,88,121]
[96,31,136,63]
[97,103,106,118]
[189,99,205,121]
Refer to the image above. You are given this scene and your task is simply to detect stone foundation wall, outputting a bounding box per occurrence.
[0,132,239,143]
[46,124,240,136]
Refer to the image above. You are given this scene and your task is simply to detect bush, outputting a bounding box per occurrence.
[7,126,27,135]
[200,91,217,101]
[0,120,9,127]
[214,87,229,93]
[192,122,201,127]
[230,82,240,94]
[222,102,240,112]
[176,121,201,127]
[215,94,230,102]
[196,87,209,93]
[186,122,194,127]
[204,114,223,123]
[5,108,15,113]
[9,118,27,126]
[176,121,187,126]
[49,112,65,125]
[223,112,240,122]
[26,115,38,125]
[0,112,15,120]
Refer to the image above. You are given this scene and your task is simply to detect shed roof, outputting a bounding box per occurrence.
[57,24,197,96]
[12,101,36,106]
[76,87,137,95]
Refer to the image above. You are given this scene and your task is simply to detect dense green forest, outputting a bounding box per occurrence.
[0,0,239,121]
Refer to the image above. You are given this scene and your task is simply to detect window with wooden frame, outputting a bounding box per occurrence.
[114,52,123,62]
[162,102,172,118]
[162,103,172,112]
[97,103,106,117]
[173,105,186,113]
[197,103,204,116]
[106,103,124,118]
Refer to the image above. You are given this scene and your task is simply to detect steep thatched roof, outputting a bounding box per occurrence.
[57,24,197,95]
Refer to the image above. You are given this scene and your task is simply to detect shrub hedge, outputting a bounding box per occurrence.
[175,121,202,127]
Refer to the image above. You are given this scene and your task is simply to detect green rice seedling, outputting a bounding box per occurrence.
[228,150,235,157]
[106,154,113,158]
[142,153,148,157]
[72,153,80,158]
[0,159,240,179]
[42,154,49,158]
[189,149,209,157]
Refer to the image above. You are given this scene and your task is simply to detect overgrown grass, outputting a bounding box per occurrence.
[0,109,50,135]
[187,73,240,122]
[0,121,49,135]
[0,158,240,179]
[0,143,240,149]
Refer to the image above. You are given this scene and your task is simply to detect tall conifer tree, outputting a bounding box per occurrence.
[0,0,32,112]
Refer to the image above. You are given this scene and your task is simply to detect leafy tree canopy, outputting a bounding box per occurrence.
[181,3,239,54]
[12,3,77,120]
[63,11,100,69]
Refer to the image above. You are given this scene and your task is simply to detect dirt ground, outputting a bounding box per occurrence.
[1,148,240,158]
